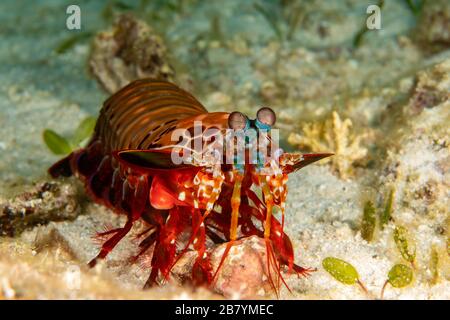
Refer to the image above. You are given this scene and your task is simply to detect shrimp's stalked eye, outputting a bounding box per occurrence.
[256,107,276,129]
[228,111,249,130]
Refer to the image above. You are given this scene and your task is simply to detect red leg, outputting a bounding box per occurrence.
[88,217,134,267]
[88,174,148,267]
[144,207,186,288]
[190,209,213,286]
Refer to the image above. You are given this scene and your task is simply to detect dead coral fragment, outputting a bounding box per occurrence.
[89,14,174,94]
[409,59,450,114]
[415,0,450,51]
[0,181,83,236]
[288,111,368,179]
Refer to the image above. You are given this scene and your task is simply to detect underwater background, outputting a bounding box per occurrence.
[0,0,448,299]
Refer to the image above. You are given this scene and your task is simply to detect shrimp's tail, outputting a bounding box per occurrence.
[48,153,73,178]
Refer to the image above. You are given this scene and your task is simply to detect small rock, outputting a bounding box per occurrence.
[210,236,275,299]
[415,0,450,51]
[89,14,175,94]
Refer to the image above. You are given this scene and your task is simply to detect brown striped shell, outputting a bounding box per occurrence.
[94,79,229,154]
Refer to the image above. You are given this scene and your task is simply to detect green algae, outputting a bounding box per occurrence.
[361,200,376,242]
[380,188,395,229]
[394,226,416,266]
[322,257,359,285]
[43,116,97,155]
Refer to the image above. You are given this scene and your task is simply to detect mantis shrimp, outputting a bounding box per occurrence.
[49,79,331,294]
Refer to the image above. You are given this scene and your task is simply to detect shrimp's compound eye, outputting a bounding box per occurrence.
[256,107,276,127]
[228,111,248,130]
